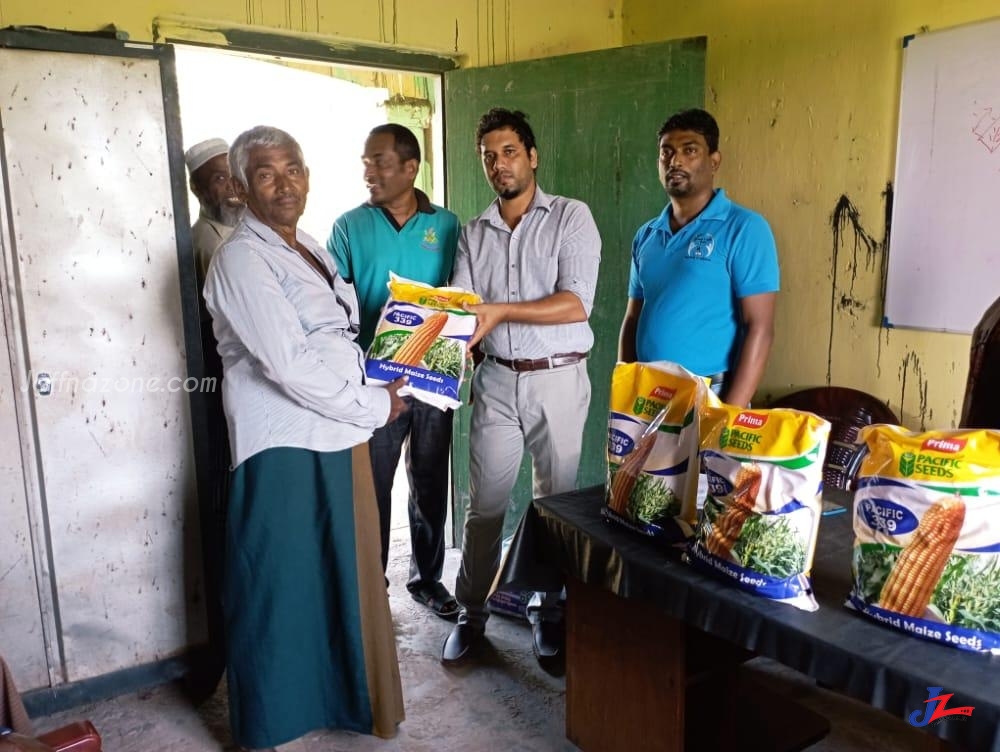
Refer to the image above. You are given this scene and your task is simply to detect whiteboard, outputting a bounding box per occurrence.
[886,18,1000,334]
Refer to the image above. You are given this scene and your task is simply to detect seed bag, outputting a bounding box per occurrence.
[603,361,716,544]
[365,273,481,410]
[687,404,831,611]
[848,425,1000,654]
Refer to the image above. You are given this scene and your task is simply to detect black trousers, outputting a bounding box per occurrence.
[189,320,230,698]
[368,396,453,589]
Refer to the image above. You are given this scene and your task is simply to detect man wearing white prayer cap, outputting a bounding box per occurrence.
[185,137,244,281]
[184,136,244,699]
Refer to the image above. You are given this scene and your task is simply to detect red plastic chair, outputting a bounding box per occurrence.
[768,386,900,491]
[37,722,101,752]
[2,722,101,752]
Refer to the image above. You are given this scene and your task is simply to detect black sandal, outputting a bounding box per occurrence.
[410,582,460,621]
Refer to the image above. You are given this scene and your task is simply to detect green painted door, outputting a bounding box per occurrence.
[445,38,706,544]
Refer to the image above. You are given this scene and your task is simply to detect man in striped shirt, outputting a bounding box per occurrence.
[443,108,602,669]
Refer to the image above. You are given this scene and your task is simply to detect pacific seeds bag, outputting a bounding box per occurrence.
[603,361,710,544]
[848,425,1000,654]
[365,273,480,410]
[687,404,830,611]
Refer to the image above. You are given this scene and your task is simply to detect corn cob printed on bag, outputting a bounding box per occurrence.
[602,361,714,544]
[365,273,481,410]
[847,425,1000,654]
[687,404,831,611]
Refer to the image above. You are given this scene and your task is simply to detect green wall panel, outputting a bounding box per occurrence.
[445,38,706,544]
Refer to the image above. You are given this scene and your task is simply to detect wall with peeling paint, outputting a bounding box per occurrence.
[622,1,1000,430]
[0,0,624,66]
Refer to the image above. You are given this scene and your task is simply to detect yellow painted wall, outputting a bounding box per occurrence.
[2,0,990,429]
[622,1,1000,429]
[0,0,623,66]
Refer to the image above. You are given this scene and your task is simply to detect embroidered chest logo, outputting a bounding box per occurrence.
[686,233,716,259]
[421,228,439,251]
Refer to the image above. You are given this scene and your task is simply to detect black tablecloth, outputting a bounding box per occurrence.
[498,485,1000,752]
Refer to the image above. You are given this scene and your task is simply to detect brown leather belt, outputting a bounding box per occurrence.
[487,352,588,372]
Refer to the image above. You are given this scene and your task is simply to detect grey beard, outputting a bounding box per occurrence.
[215,203,244,227]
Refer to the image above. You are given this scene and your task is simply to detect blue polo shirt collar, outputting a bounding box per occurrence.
[365,188,438,232]
[363,188,436,214]
[651,188,732,236]
[367,187,436,226]
[414,188,435,214]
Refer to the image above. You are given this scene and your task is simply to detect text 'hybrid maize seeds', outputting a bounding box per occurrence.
[848,425,1000,654]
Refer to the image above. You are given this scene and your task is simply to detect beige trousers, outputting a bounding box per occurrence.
[455,359,591,625]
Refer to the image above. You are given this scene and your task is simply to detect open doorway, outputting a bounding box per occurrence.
[171,44,452,554]
[173,44,444,241]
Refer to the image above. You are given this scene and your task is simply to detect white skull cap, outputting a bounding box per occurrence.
[184,138,229,173]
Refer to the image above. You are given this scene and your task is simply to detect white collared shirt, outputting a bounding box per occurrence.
[204,211,390,468]
[450,186,601,360]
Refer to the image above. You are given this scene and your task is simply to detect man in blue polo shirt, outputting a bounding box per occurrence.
[618,109,779,407]
[327,123,460,619]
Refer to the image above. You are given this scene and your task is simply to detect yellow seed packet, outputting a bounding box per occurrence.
[603,361,715,544]
[366,273,481,410]
[688,403,830,611]
[849,425,1000,653]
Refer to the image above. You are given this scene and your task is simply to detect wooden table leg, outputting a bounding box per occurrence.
[565,576,685,752]
[564,576,830,752]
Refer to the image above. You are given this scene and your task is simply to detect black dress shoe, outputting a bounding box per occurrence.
[531,619,564,660]
[441,621,485,664]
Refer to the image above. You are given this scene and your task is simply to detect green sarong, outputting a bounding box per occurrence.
[224,445,403,748]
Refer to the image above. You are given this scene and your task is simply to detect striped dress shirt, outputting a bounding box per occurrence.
[204,212,390,468]
[450,186,601,359]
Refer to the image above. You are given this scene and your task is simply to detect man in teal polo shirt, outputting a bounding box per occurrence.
[327,123,461,619]
[618,109,779,407]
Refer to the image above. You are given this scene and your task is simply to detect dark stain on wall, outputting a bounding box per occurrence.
[827,185,893,384]
[899,350,930,430]
[839,294,866,314]
[875,324,890,379]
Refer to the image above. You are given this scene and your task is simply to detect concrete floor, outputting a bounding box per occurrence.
[29,467,936,751]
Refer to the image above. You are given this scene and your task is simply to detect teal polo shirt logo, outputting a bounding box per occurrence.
[421,227,440,251]
[687,233,715,259]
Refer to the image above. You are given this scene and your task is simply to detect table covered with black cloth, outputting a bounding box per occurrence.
[498,485,1000,752]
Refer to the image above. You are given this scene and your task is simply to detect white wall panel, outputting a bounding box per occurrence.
[0,46,205,686]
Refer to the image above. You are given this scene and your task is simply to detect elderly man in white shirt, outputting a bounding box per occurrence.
[203,126,407,752]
